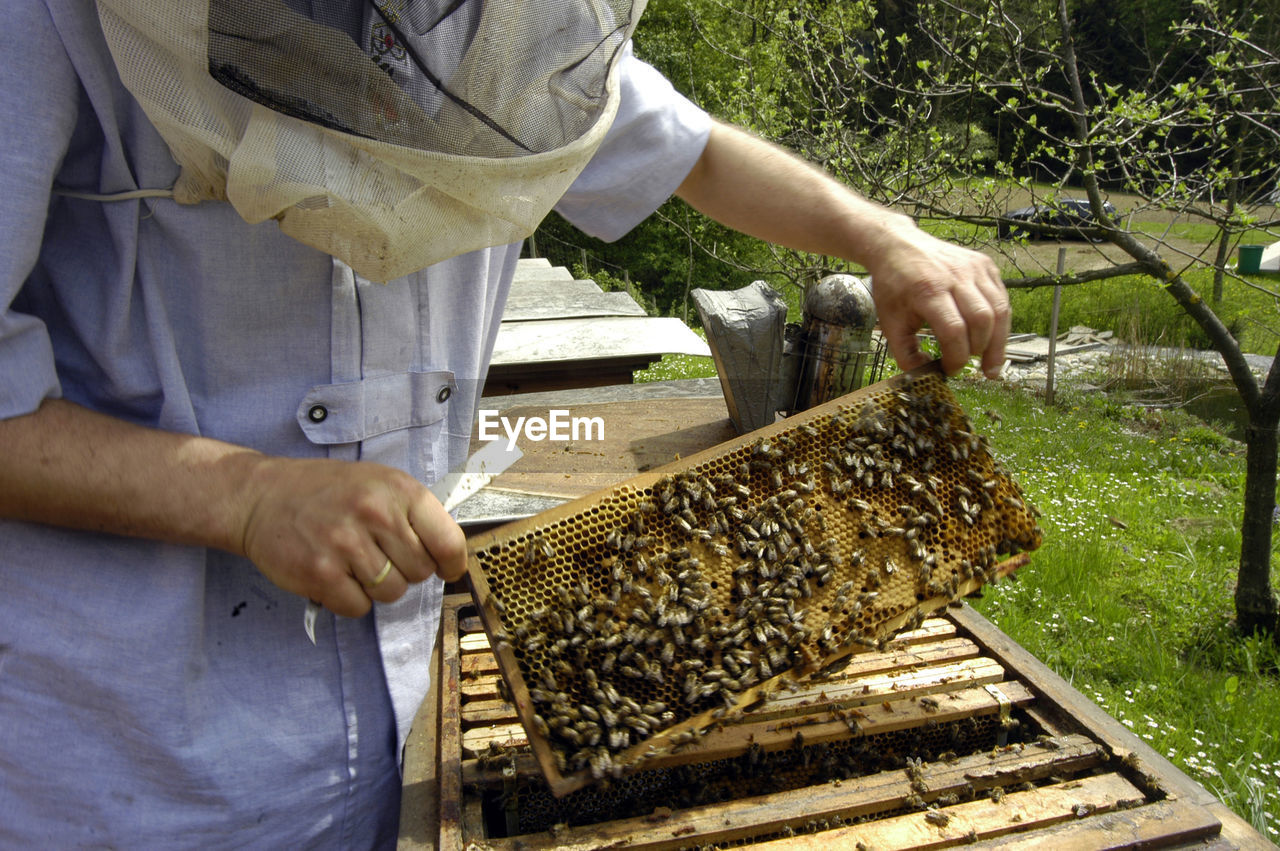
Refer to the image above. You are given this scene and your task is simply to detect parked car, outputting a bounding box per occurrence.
[997,198,1116,241]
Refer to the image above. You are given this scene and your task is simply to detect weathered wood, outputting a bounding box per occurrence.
[823,636,980,679]
[962,799,1225,850]
[460,675,503,703]
[1018,703,1070,739]
[749,656,1007,722]
[489,316,710,367]
[462,724,529,757]
[436,603,464,851]
[470,398,736,500]
[472,735,1108,850]
[508,277,601,297]
[512,258,573,281]
[461,650,499,677]
[746,772,1144,850]
[485,356,660,396]
[461,698,518,725]
[461,750,548,786]
[457,617,954,656]
[461,799,487,844]
[948,605,1259,847]
[459,633,494,653]
[894,618,959,644]
[457,638,984,728]
[459,680,1034,761]
[397,628,444,850]
[677,680,1034,764]
[502,289,646,321]
[492,262,710,395]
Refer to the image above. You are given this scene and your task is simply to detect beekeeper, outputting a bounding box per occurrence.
[0,0,1008,845]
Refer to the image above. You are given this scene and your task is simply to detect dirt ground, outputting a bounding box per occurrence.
[949,187,1276,279]
[984,238,1200,278]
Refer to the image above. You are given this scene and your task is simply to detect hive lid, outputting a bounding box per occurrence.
[465,362,1042,796]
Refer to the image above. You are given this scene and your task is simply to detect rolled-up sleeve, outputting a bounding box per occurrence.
[553,47,712,242]
[0,3,80,419]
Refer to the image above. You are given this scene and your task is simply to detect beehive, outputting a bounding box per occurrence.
[466,364,1042,796]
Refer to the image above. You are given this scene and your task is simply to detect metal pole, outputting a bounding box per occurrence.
[1045,246,1066,406]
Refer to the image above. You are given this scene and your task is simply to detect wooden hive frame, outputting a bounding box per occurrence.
[465,365,1042,796]
[409,595,1265,850]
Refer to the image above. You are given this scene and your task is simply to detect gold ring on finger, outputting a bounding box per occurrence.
[366,558,394,589]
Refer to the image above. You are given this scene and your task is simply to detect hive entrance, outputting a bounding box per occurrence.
[467,365,1042,795]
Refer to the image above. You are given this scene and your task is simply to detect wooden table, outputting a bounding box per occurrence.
[484,259,711,396]
[455,378,731,530]
[399,383,1271,850]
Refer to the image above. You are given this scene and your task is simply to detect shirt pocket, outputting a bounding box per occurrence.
[296,370,457,445]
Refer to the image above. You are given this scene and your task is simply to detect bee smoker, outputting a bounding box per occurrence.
[789,274,878,413]
[692,274,878,435]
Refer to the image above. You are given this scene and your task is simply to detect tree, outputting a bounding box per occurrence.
[533,0,862,318]
[636,0,1280,634]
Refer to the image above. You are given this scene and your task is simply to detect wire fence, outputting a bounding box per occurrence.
[526,229,630,286]
[526,227,667,315]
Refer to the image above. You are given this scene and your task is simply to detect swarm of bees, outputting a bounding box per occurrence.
[468,367,1042,794]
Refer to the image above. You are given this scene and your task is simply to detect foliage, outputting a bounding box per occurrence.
[955,377,1279,837]
[533,209,761,321]
[530,0,828,318]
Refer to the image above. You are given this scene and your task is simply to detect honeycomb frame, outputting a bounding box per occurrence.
[466,363,1042,797]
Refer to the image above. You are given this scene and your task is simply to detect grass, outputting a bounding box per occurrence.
[634,325,719,384]
[952,377,1280,839]
[631,351,1280,838]
[1007,269,1280,356]
[634,353,719,383]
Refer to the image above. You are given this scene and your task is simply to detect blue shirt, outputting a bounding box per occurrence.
[0,2,710,845]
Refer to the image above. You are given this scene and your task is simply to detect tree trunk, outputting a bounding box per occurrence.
[1237,414,1280,635]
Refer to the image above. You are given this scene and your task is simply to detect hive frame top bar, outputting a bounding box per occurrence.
[465,361,1041,797]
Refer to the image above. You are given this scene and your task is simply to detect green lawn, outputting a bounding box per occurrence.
[1007,268,1280,356]
[954,377,1279,839]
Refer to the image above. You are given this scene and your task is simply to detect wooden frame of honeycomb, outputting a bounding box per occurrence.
[465,363,1042,797]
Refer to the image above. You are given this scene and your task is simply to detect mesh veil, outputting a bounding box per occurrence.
[95,0,642,280]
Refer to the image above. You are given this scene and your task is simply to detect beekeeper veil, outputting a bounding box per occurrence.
[94,0,643,281]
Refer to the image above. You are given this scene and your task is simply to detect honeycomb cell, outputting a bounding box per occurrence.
[467,367,1041,793]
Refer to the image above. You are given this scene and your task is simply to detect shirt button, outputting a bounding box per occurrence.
[436,386,452,403]
[308,404,328,423]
